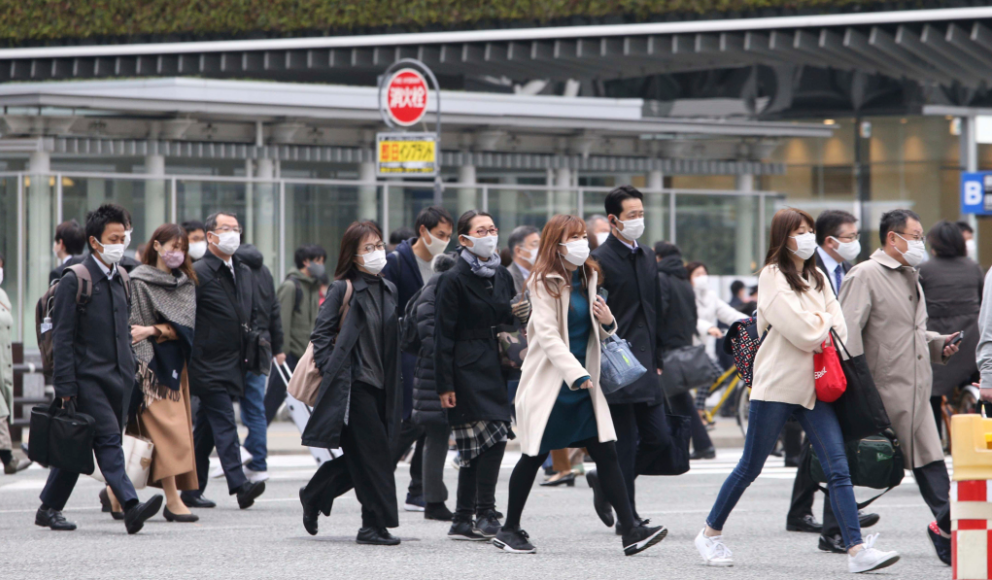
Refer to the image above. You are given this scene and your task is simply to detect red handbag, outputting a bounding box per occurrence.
[814,337,847,403]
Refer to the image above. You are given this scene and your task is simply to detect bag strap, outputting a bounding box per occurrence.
[339,279,353,330]
[66,264,93,306]
[830,328,853,360]
[816,483,894,510]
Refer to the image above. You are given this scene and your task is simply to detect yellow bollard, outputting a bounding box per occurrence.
[951,414,992,580]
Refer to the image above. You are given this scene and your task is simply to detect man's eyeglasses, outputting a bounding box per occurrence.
[833,233,860,242]
[213,226,242,234]
[360,242,387,254]
[471,227,499,237]
[895,231,925,243]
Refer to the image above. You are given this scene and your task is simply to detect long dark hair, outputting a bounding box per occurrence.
[764,208,824,293]
[144,223,198,285]
[530,214,602,299]
[334,221,383,281]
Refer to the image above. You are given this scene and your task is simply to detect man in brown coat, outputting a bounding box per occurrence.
[839,209,959,566]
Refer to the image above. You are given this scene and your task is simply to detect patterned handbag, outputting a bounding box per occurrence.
[723,316,770,388]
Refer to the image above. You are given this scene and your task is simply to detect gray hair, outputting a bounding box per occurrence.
[507,225,539,253]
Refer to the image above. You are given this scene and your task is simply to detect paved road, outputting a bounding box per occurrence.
[0,449,952,579]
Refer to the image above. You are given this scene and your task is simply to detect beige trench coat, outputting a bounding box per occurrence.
[839,249,949,469]
[515,271,617,457]
[0,289,13,422]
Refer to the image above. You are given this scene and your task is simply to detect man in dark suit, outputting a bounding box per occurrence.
[588,185,669,533]
[37,204,163,534]
[48,219,87,284]
[181,211,266,510]
[786,209,879,552]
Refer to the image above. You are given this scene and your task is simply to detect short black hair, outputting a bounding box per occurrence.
[389,227,415,245]
[205,212,238,233]
[456,210,494,240]
[929,220,966,259]
[85,204,129,243]
[182,219,205,234]
[653,240,681,259]
[508,225,539,253]
[604,185,643,218]
[414,206,454,236]
[730,280,746,296]
[814,210,858,246]
[55,219,86,255]
[294,244,327,269]
[957,220,975,235]
[878,209,921,246]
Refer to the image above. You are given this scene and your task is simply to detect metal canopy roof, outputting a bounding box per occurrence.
[1,8,991,91]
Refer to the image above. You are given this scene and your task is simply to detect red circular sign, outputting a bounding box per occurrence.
[385,68,429,126]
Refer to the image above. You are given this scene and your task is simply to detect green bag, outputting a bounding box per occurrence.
[810,431,905,508]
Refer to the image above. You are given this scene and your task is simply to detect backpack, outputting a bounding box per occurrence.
[36,263,131,382]
[722,315,769,388]
[400,285,426,356]
[288,276,304,313]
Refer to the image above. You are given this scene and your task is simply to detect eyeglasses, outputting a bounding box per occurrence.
[470,227,499,237]
[833,233,860,242]
[213,226,242,234]
[895,231,926,243]
[360,242,387,254]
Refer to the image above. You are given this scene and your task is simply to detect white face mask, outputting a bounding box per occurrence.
[789,232,817,261]
[966,239,978,261]
[423,230,450,257]
[560,239,590,266]
[463,234,499,259]
[188,241,207,261]
[210,230,241,256]
[0,267,4,286]
[94,240,125,265]
[124,229,133,249]
[595,232,609,246]
[360,249,387,275]
[829,236,861,262]
[615,217,645,242]
[895,234,926,267]
[693,275,710,293]
[521,247,538,266]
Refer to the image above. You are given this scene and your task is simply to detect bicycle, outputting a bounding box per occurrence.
[699,365,751,438]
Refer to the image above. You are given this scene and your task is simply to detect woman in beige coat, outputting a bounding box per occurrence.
[491,214,667,557]
[695,208,900,574]
[0,253,31,474]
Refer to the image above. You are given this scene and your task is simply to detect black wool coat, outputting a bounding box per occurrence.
[51,257,137,434]
[188,252,254,398]
[434,257,515,425]
[301,276,402,450]
[591,234,664,405]
[656,255,698,352]
[411,275,445,426]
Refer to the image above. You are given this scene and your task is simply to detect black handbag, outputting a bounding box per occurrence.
[28,399,96,475]
[660,345,720,397]
[829,329,892,442]
[245,329,272,375]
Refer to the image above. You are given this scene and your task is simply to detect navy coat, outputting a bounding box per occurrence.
[383,238,426,419]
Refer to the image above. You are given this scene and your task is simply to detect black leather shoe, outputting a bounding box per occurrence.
[818,533,846,554]
[236,481,265,509]
[300,487,319,536]
[859,511,880,529]
[125,494,164,535]
[163,507,199,523]
[99,488,113,513]
[786,514,822,533]
[35,507,76,531]
[180,493,216,509]
[540,472,576,487]
[690,447,716,460]
[356,526,401,546]
[586,470,615,528]
[424,502,453,522]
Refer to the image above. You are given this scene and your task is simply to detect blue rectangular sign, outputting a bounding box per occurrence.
[962,171,992,215]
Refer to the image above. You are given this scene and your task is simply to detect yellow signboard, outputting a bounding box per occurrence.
[376,132,438,176]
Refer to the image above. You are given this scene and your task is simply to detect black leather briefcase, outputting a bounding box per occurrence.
[29,399,96,475]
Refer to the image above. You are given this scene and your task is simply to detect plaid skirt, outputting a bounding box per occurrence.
[451,420,511,468]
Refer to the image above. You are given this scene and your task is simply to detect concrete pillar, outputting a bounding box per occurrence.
[254,158,277,269]
[144,154,166,237]
[496,175,518,232]
[244,159,254,244]
[554,167,573,215]
[735,173,757,276]
[27,151,53,347]
[358,161,378,222]
[646,169,665,244]
[458,164,477,216]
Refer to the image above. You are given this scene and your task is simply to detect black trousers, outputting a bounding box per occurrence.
[192,389,248,496]
[454,440,506,521]
[391,419,424,499]
[667,391,713,453]
[264,353,299,425]
[608,401,671,518]
[301,382,399,528]
[41,429,139,511]
[915,459,952,533]
[788,440,838,535]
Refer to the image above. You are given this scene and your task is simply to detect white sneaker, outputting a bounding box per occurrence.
[244,468,270,483]
[695,528,733,567]
[848,534,900,574]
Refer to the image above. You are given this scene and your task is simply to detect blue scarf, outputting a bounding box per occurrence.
[461,249,499,278]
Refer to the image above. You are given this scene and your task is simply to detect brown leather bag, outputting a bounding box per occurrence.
[286,280,352,406]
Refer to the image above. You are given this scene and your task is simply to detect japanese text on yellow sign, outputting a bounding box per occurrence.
[376,132,438,176]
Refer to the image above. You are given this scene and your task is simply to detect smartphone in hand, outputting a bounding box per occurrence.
[951,331,964,346]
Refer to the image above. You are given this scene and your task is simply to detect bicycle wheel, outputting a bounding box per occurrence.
[736,384,751,438]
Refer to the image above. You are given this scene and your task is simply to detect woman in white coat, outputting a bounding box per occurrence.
[492,214,667,557]
[688,261,747,360]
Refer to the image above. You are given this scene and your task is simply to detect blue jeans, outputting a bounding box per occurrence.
[706,399,862,550]
[241,372,268,472]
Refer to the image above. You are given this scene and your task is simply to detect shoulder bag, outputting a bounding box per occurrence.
[600,334,648,395]
[660,344,721,397]
[829,328,892,442]
[287,280,353,406]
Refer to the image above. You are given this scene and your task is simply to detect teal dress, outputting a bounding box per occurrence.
[537,271,600,455]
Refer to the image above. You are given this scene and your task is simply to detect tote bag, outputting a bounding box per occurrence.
[91,431,154,489]
[813,338,847,403]
[829,329,892,442]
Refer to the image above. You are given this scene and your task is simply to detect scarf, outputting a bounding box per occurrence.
[129,265,196,407]
[461,249,500,278]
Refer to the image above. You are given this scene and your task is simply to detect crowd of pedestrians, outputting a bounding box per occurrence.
[6,183,985,571]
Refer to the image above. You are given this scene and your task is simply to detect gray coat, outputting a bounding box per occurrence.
[918,256,984,398]
[0,289,12,422]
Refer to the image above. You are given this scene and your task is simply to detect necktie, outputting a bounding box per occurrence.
[835,265,843,294]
